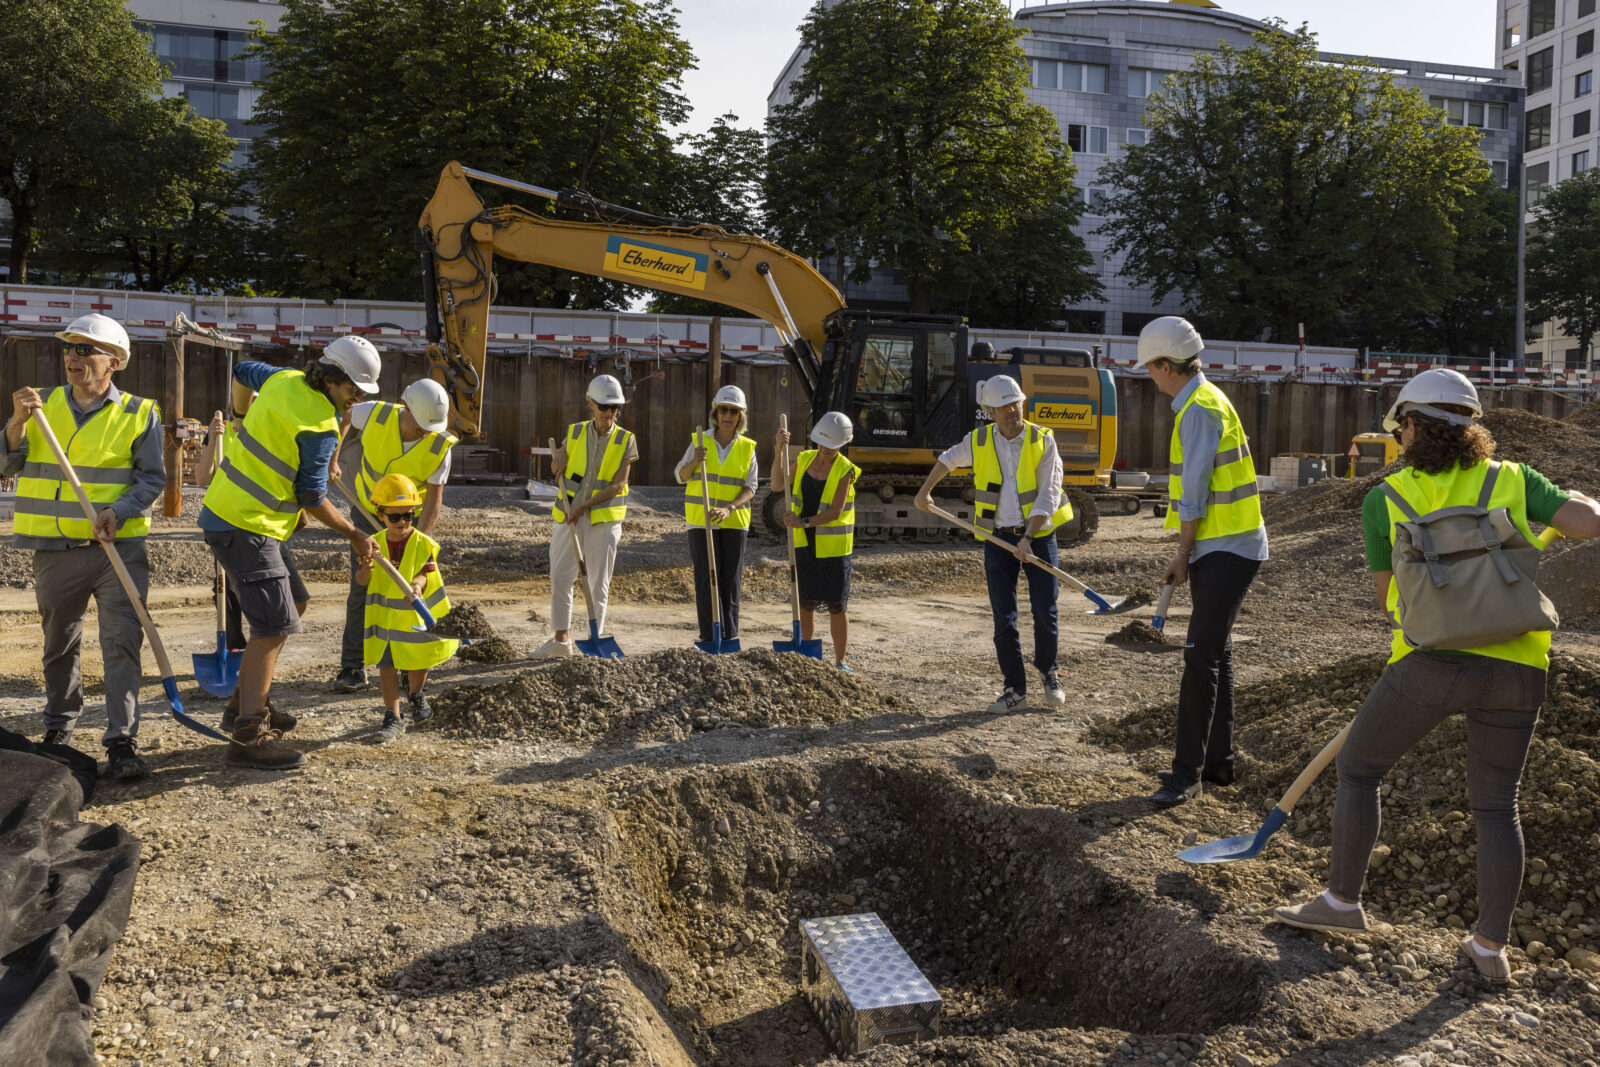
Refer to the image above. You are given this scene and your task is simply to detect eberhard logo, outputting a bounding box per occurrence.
[1033,402,1094,425]
[604,236,709,291]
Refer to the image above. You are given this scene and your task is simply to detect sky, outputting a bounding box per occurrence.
[669,0,1501,135]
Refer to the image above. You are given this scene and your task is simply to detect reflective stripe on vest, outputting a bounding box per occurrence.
[789,450,858,558]
[16,388,156,541]
[968,422,1074,538]
[201,369,336,540]
[362,531,459,670]
[553,421,632,525]
[1380,461,1551,670]
[1165,381,1263,539]
[353,402,456,515]
[685,434,755,529]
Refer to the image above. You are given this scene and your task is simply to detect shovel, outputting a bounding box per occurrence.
[924,503,1132,614]
[551,437,623,659]
[771,415,823,660]
[30,410,232,742]
[1180,723,1350,864]
[1151,578,1176,632]
[328,474,436,630]
[193,564,243,697]
[692,427,739,654]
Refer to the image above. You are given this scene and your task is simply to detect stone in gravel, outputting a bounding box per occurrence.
[1512,1011,1539,1027]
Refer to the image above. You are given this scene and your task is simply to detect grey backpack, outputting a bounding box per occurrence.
[1381,461,1559,651]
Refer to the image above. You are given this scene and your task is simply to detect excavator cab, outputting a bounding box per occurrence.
[816,309,968,451]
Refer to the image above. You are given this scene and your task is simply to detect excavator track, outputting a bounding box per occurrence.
[755,479,1099,547]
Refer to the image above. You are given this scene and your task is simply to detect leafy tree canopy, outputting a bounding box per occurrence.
[248,0,695,308]
[1527,168,1600,359]
[1098,21,1503,351]
[765,0,1099,322]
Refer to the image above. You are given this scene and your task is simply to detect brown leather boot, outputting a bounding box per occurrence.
[223,693,298,734]
[225,709,306,770]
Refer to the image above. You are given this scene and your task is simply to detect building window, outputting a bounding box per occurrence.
[1565,348,1587,370]
[1030,59,1108,94]
[1120,312,1162,337]
[1127,68,1165,97]
[1506,22,1523,49]
[1528,103,1553,148]
[1575,150,1591,175]
[1065,123,1109,154]
[1584,0,1597,17]
[1530,0,1556,38]
[1126,127,1150,147]
[143,24,264,84]
[1529,46,1555,93]
[1578,71,1594,96]
[1581,30,1596,58]
[1491,159,1509,186]
[1085,186,1110,215]
[1528,161,1552,204]
[1433,97,1509,129]
[1576,109,1592,136]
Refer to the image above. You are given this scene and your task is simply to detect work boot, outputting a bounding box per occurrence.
[41,727,75,748]
[225,712,306,771]
[531,637,575,659]
[1039,669,1066,706]
[375,711,404,742]
[332,667,368,692]
[1148,772,1201,808]
[223,693,297,734]
[986,688,1026,714]
[407,691,432,723]
[103,738,149,780]
[1272,892,1369,934]
[1460,935,1511,984]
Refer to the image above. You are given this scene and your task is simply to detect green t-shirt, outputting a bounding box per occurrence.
[1362,462,1571,572]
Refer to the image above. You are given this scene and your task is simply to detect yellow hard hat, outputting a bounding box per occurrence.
[371,472,422,509]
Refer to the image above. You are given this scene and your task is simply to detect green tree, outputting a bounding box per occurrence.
[765,0,1098,320]
[1098,22,1494,348]
[0,0,214,283]
[1527,168,1600,361]
[247,0,694,307]
[1391,178,1517,360]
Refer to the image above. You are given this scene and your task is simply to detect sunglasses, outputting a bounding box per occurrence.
[383,511,415,523]
[594,404,621,414]
[715,407,742,416]
[61,342,109,358]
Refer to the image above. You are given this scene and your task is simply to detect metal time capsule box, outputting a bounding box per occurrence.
[799,912,942,1054]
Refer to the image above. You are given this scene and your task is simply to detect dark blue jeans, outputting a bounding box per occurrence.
[1172,550,1261,784]
[982,529,1059,694]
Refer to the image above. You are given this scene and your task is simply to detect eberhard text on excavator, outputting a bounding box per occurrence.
[416,161,1119,544]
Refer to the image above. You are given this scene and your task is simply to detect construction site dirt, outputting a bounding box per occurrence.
[4,408,1600,1066]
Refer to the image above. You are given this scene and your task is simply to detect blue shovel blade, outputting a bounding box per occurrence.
[193,631,243,697]
[409,597,437,631]
[1179,807,1289,864]
[772,622,824,660]
[696,623,741,654]
[576,620,624,659]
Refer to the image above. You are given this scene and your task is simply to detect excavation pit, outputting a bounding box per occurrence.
[609,756,1275,1064]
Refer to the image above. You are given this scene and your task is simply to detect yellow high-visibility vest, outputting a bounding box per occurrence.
[685,434,755,529]
[554,421,632,525]
[1380,461,1551,670]
[16,388,157,541]
[968,421,1073,537]
[1166,381,1263,539]
[362,531,459,670]
[353,402,455,513]
[790,450,859,558]
[203,369,336,540]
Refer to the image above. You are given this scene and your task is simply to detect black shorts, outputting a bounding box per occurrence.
[204,526,304,639]
[224,544,308,649]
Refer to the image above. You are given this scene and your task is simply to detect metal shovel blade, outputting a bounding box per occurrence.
[695,622,741,655]
[193,630,243,698]
[1082,589,1131,615]
[1179,807,1289,864]
[772,621,824,660]
[576,619,624,659]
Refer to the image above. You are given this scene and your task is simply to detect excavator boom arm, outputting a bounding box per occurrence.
[418,161,845,436]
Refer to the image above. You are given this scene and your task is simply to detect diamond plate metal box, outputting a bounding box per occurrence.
[799,913,941,1054]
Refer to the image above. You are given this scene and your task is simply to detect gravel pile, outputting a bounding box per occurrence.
[432,603,496,640]
[432,648,897,742]
[1105,620,1177,647]
[1088,651,1600,961]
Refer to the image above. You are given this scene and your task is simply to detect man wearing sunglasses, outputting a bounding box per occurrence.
[2,314,164,780]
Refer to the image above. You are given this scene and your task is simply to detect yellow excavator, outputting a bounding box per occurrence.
[417,161,1118,543]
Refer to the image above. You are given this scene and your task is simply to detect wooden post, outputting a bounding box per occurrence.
[161,334,185,517]
[707,315,722,414]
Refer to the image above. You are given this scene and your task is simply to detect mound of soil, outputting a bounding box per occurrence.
[1087,651,1600,961]
[456,637,519,664]
[1105,620,1177,647]
[433,602,497,640]
[431,648,899,742]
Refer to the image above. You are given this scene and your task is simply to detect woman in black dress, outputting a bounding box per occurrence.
[774,412,859,670]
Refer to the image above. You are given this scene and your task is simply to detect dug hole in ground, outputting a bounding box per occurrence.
[3,405,1600,1065]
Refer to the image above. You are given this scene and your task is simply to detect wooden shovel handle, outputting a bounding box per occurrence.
[1279,723,1351,814]
[551,437,601,623]
[695,426,722,624]
[924,502,1091,595]
[779,414,802,621]
[1154,579,1175,619]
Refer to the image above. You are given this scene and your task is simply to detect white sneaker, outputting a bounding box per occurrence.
[531,637,575,659]
[1039,669,1066,706]
[986,688,1026,713]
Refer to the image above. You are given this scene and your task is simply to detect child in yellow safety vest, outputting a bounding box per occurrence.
[356,473,458,740]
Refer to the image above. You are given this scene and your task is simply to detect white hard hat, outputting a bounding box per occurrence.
[1135,316,1204,368]
[810,411,853,449]
[56,313,130,363]
[712,384,747,409]
[978,375,1026,408]
[320,335,383,394]
[401,377,450,433]
[1382,368,1482,432]
[586,374,626,406]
